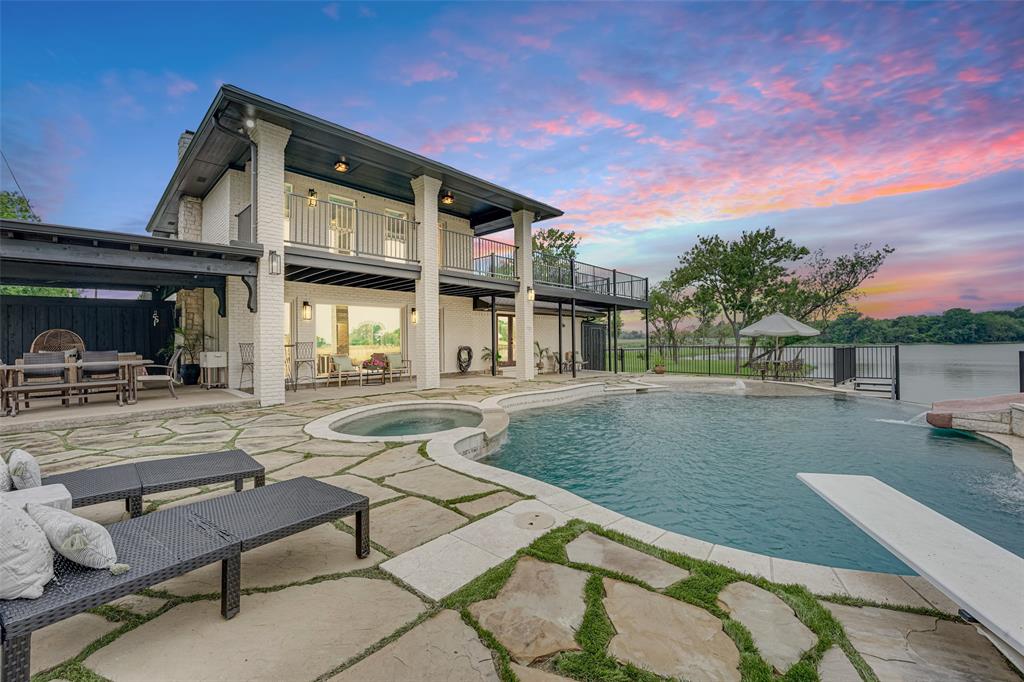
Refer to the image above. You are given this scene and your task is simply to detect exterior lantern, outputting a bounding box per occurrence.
[334,157,349,173]
[440,190,455,206]
[302,301,312,321]
[410,307,418,324]
[307,188,318,207]
[268,250,283,276]
[527,286,535,301]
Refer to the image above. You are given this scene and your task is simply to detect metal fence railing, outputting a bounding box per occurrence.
[440,229,517,279]
[284,193,419,262]
[532,253,648,301]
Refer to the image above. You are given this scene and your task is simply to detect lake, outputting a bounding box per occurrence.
[898,343,1024,405]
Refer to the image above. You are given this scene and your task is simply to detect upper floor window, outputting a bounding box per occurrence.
[283,183,294,218]
[384,209,408,241]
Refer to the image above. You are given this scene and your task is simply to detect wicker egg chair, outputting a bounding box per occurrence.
[30,329,86,357]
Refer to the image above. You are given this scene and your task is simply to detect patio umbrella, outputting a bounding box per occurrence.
[739,312,820,359]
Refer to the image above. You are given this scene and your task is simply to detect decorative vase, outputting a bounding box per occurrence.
[654,365,666,375]
[180,363,201,385]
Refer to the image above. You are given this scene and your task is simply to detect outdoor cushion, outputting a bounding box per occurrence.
[0,454,12,492]
[0,499,54,600]
[1,483,73,512]
[25,503,129,575]
[8,449,42,489]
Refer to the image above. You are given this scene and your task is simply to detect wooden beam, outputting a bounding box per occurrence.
[1,240,258,277]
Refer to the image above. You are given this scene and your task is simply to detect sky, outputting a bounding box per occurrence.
[1,1,1022,319]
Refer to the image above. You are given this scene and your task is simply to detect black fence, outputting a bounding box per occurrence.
[612,344,899,389]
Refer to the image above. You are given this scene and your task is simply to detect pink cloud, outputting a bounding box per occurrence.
[165,74,197,98]
[958,67,1000,84]
[803,32,848,53]
[399,61,457,85]
[515,34,551,50]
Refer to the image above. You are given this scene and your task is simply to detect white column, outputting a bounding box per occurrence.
[411,175,442,389]
[512,209,535,380]
[250,119,291,406]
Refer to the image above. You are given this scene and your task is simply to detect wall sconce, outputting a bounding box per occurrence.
[440,190,455,206]
[410,307,418,324]
[268,250,282,275]
[307,188,318,207]
[302,301,312,321]
[334,156,349,173]
[527,286,535,301]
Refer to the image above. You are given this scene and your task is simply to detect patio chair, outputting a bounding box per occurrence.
[747,360,771,380]
[238,342,254,389]
[386,353,411,382]
[12,351,71,411]
[78,350,124,405]
[0,477,369,682]
[329,355,361,387]
[29,329,85,357]
[292,341,316,390]
[564,351,588,372]
[136,347,184,399]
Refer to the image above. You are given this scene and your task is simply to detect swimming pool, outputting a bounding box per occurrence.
[333,406,482,437]
[485,391,1024,573]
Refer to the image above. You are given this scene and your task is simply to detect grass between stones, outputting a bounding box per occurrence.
[443,519,880,682]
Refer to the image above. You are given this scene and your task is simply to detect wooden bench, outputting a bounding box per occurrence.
[3,379,127,416]
[798,473,1024,671]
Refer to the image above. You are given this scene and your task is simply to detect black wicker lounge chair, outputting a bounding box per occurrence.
[0,476,369,682]
[42,450,266,517]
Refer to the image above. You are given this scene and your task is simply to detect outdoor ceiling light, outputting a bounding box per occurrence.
[269,250,283,276]
[243,118,255,130]
[302,301,312,321]
[410,307,418,324]
[440,190,455,206]
[334,156,350,173]
[307,188,318,207]
[527,286,536,301]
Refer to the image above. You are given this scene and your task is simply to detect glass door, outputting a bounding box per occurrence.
[328,195,356,254]
[497,314,514,366]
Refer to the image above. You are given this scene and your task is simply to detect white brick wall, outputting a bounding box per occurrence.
[412,175,442,389]
[251,119,291,406]
[512,210,535,380]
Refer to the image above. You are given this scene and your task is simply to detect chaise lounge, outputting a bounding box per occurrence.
[0,476,370,682]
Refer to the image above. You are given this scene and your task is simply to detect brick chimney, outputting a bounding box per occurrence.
[177,130,195,161]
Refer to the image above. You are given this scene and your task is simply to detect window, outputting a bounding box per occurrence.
[283,183,294,241]
[314,304,403,369]
[328,195,356,253]
[383,209,408,241]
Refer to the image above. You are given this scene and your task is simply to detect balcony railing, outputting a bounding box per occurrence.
[533,253,648,301]
[284,193,419,262]
[439,229,517,279]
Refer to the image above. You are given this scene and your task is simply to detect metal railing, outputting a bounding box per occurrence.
[236,205,254,243]
[439,229,517,279]
[284,193,419,262]
[532,253,648,301]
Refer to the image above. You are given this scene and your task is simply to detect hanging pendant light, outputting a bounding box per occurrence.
[334,156,349,173]
[440,190,455,206]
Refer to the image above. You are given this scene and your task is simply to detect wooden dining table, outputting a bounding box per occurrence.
[0,359,153,416]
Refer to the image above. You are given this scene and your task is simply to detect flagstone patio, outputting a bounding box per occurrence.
[1,376,1019,681]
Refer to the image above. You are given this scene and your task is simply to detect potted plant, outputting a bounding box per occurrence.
[534,341,552,372]
[652,356,667,374]
[160,326,208,385]
[480,346,502,364]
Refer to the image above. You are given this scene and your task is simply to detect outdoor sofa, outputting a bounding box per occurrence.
[0,476,370,682]
[42,450,266,517]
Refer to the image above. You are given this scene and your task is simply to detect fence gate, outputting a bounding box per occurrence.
[832,346,856,386]
[0,295,175,363]
[581,322,607,371]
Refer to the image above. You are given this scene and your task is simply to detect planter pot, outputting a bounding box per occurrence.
[180,363,201,385]
[654,365,667,375]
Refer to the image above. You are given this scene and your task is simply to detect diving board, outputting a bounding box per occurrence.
[798,473,1024,670]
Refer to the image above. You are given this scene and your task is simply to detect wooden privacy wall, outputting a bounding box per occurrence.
[0,295,175,363]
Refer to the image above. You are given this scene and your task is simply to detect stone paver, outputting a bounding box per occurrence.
[716,581,817,673]
[73,499,129,525]
[252,451,305,472]
[86,578,424,682]
[39,455,123,475]
[651,530,715,561]
[603,578,741,682]
[164,416,232,434]
[164,429,237,445]
[604,516,666,544]
[454,491,523,516]
[319,473,403,504]
[818,646,861,681]
[469,557,588,665]
[707,544,773,579]
[104,444,199,459]
[565,532,689,588]
[383,465,499,501]
[770,557,847,596]
[269,456,357,480]
[382,533,505,600]
[509,663,572,681]
[347,444,432,478]
[361,496,466,554]
[826,602,1020,681]
[833,568,930,608]
[234,434,308,454]
[32,612,119,675]
[285,440,380,457]
[156,524,383,595]
[108,593,167,616]
[333,610,498,681]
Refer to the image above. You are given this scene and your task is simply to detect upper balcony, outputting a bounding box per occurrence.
[534,253,649,302]
[282,192,419,262]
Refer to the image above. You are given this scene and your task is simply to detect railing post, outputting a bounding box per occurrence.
[893,344,901,401]
[1019,350,1024,393]
[644,312,650,372]
[569,258,576,290]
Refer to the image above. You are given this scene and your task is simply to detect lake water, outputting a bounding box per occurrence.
[898,343,1024,405]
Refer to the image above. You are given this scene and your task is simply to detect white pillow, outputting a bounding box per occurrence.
[0,499,54,599]
[8,449,41,489]
[25,503,130,575]
[0,454,12,492]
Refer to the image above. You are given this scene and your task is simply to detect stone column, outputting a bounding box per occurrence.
[174,196,205,363]
[411,175,442,389]
[512,209,535,380]
[250,119,291,406]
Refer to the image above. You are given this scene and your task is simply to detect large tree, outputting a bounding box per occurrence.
[532,227,581,260]
[645,282,691,346]
[0,191,79,298]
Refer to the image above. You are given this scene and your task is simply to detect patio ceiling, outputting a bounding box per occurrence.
[0,219,263,315]
[148,85,563,238]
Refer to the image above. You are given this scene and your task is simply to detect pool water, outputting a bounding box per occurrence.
[485,392,1024,573]
[334,407,482,437]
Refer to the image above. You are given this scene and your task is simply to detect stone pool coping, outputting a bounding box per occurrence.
[374,380,959,613]
[304,399,506,445]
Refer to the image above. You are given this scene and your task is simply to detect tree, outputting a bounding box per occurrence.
[532,227,581,260]
[645,282,691,346]
[0,191,40,221]
[672,227,808,370]
[782,244,894,327]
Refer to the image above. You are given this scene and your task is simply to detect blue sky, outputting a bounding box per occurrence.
[2,1,1022,317]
